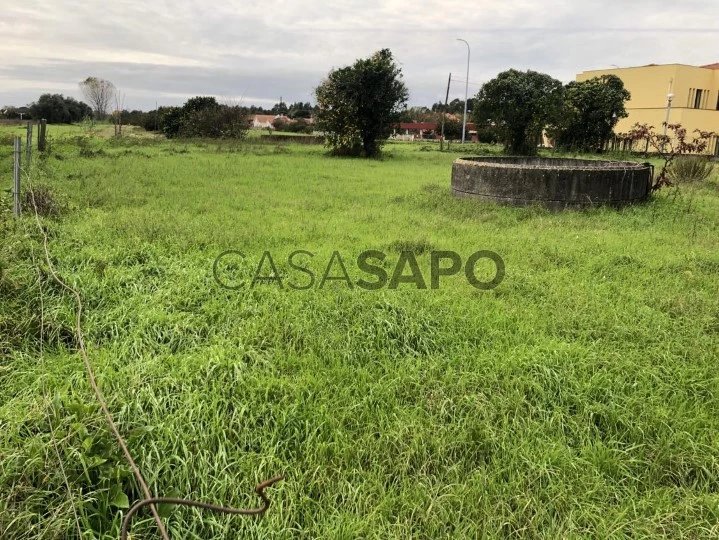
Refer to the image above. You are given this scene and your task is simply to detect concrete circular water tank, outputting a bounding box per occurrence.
[451,157,653,209]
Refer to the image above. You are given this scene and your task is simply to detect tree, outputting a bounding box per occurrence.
[554,75,630,152]
[183,96,219,114]
[473,69,564,155]
[180,104,249,139]
[156,97,249,139]
[288,102,313,119]
[431,98,475,115]
[1,106,19,119]
[315,48,409,157]
[438,116,466,140]
[399,106,434,123]
[79,77,115,119]
[271,101,289,115]
[159,106,184,138]
[28,94,92,123]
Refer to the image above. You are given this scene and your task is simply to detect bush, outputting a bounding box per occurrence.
[286,119,314,134]
[272,118,290,131]
[21,184,67,217]
[179,105,249,139]
[475,125,499,144]
[159,98,250,139]
[669,157,715,185]
[160,107,184,138]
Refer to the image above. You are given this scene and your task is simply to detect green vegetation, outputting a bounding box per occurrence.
[670,156,715,185]
[27,94,93,124]
[473,69,565,156]
[554,75,631,153]
[1,126,718,538]
[316,48,408,157]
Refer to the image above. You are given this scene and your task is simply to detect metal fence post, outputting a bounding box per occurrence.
[25,121,32,169]
[13,136,21,217]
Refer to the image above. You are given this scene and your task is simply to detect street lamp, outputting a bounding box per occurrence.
[456,38,470,144]
[663,79,674,138]
[663,96,674,137]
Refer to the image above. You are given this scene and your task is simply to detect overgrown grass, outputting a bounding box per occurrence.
[1,125,718,538]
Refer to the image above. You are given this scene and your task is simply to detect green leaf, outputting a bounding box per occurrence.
[158,487,182,518]
[110,488,130,509]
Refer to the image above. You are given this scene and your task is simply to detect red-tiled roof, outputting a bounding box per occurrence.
[253,115,276,123]
[701,62,719,69]
[397,122,437,130]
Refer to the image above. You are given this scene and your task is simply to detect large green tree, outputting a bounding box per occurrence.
[473,69,564,155]
[315,49,409,157]
[554,75,630,152]
[28,94,92,123]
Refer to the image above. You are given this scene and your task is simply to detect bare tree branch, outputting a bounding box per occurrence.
[79,77,116,120]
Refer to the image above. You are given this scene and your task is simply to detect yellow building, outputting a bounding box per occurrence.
[577,63,719,155]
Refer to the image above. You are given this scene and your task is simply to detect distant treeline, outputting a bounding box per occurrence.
[1,95,316,123]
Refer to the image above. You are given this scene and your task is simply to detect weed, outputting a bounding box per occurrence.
[670,156,715,185]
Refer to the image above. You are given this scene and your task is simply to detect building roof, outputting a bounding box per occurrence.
[583,62,719,74]
[397,122,437,130]
[253,114,278,123]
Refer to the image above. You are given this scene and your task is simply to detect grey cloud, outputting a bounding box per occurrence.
[2,1,718,110]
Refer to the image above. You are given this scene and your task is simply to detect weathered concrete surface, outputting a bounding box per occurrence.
[451,157,652,210]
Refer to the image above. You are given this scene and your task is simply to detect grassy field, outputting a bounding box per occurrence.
[1,125,718,538]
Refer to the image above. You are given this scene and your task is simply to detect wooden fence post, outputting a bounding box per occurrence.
[13,136,21,217]
[38,119,47,152]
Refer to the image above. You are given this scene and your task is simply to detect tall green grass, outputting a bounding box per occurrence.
[1,126,718,538]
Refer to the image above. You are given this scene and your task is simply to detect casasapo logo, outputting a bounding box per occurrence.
[213,249,504,291]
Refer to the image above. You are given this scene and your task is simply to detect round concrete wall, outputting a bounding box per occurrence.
[451,157,652,209]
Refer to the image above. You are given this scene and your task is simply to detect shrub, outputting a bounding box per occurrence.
[160,106,184,138]
[286,119,314,134]
[669,157,715,185]
[179,105,249,139]
[272,118,290,132]
[21,184,67,217]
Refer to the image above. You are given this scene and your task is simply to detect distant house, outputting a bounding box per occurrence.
[392,122,437,140]
[251,114,291,129]
[392,120,478,141]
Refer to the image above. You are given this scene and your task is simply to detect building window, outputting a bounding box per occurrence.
[716,91,719,110]
[694,89,703,109]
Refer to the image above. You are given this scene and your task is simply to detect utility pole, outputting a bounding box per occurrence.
[457,38,470,144]
[440,73,451,151]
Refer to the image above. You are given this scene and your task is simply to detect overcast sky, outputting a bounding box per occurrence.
[2,1,718,111]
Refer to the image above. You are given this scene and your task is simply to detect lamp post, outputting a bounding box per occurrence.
[456,38,470,144]
[663,79,674,138]
[663,93,675,136]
